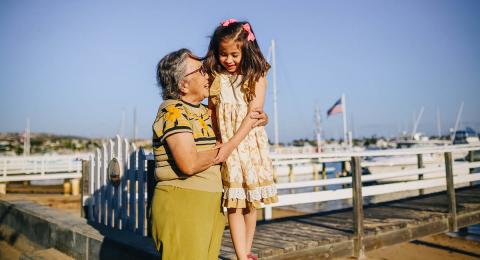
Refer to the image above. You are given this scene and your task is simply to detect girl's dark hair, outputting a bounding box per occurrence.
[203,20,270,102]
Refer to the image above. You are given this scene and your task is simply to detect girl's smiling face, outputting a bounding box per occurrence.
[218,39,242,74]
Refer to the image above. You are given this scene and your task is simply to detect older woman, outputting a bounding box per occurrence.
[151,48,267,259]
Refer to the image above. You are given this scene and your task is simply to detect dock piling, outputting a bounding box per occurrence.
[288,164,295,194]
[0,183,6,195]
[63,179,71,195]
[313,162,319,192]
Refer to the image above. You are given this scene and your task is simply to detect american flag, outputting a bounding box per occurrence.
[327,98,343,117]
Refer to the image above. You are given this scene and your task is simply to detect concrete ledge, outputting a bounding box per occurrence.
[0,199,160,259]
[20,248,74,260]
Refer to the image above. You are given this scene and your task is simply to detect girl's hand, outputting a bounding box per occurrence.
[214,142,235,163]
[251,108,269,127]
[213,140,223,150]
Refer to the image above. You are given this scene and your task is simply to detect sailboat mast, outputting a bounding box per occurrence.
[271,39,279,148]
[133,107,137,141]
[411,106,424,139]
[451,102,464,143]
[119,109,126,137]
[436,108,442,137]
[315,105,322,152]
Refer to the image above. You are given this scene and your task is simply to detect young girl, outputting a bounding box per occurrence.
[204,19,278,260]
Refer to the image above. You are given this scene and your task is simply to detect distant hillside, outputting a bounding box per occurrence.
[0,132,101,155]
[0,132,151,155]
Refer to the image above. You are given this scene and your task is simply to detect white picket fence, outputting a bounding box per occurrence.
[84,136,149,236]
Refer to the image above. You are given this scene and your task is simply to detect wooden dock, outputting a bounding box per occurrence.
[219,185,480,259]
[79,138,480,259]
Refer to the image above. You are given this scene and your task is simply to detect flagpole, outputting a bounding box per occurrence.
[342,94,348,146]
[271,39,279,148]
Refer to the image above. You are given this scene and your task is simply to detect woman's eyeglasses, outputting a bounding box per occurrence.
[184,65,206,78]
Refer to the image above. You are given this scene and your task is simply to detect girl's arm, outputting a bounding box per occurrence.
[208,97,222,143]
[214,76,267,163]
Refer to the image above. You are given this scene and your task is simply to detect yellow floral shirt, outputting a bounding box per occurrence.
[152,99,221,192]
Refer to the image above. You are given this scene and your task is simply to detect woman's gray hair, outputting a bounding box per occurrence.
[156,48,192,100]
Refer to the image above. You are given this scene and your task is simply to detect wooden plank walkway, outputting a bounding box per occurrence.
[219,185,480,259]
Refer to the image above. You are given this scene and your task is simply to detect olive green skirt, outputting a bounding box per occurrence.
[151,185,226,260]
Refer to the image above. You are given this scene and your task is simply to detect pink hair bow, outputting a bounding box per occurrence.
[242,23,255,41]
[221,18,237,27]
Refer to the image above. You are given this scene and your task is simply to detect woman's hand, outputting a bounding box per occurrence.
[214,142,235,163]
[250,108,269,127]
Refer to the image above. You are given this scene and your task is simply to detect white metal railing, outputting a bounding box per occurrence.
[0,154,89,182]
[271,161,480,206]
[265,145,480,257]
[269,143,478,160]
[263,146,480,219]
[268,144,478,181]
[274,161,480,190]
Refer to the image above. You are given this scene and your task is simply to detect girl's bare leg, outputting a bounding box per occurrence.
[243,206,257,255]
[228,208,248,260]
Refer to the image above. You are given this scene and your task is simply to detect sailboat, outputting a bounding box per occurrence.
[365,104,472,183]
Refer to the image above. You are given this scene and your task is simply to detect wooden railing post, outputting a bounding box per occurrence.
[417,154,424,195]
[444,152,458,232]
[146,159,156,237]
[351,156,365,258]
[81,160,90,218]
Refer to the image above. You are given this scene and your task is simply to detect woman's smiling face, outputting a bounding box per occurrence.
[218,39,242,74]
[183,57,209,101]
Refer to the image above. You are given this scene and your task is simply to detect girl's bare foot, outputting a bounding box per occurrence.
[247,252,258,260]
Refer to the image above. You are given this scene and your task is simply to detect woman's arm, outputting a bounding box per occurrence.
[166,132,218,175]
[214,76,267,163]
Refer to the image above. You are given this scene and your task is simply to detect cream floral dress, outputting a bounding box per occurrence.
[210,73,278,209]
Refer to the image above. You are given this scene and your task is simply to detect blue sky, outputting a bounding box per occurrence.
[1,0,479,142]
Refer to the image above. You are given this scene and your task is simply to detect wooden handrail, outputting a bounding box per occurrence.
[274,161,480,190]
[270,144,480,160]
